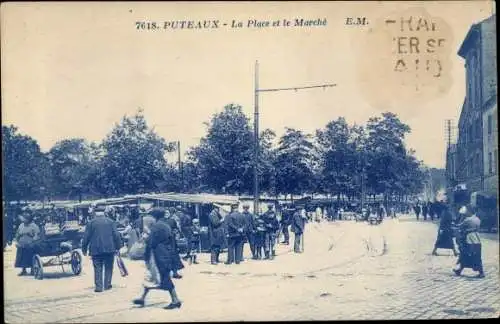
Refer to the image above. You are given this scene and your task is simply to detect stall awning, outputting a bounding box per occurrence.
[140,193,240,205]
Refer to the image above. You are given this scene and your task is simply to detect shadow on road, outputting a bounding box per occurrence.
[37,271,80,280]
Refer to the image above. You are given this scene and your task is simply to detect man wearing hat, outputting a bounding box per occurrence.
[82,207,122,292]
[280,206,293,245]
[291,205,306,253]
[224,203,246,264]
[262,204,280,260]
[241,203,256,259]
[177,206,194,261]
[208,205,224,265]
[254,213,267,259]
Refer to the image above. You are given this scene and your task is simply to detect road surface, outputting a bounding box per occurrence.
[3,215,499,322]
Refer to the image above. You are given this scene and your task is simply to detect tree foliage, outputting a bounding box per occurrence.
[2,125,50,202]
[274,128,315,196]
[3,108,430,201]
[188,104,254,194]
[47,138,95,198]
[94,109,175,196]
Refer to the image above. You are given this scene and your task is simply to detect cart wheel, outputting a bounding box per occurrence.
[71,250,83,275]
[32,255,43,280]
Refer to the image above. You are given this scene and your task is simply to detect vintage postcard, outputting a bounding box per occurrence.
[1,1,498,322]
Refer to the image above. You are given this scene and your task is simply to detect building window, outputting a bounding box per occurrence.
[488,114,492,136]
[471,56,476,107]
[495,149,498,174]
[488,152,493,175]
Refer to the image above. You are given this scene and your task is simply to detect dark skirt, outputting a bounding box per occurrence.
[158,269,175,291]
[15,246,35,268]
[434,229,455,249]
[458,243,483,271]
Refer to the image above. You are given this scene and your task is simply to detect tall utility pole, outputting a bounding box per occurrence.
[445,119,452,149]
[253,60,336,215]
[254,61,260,215]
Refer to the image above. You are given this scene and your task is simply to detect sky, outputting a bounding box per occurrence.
[1,1,495,168]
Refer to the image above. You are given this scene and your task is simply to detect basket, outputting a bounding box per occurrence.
[176,237,189,254]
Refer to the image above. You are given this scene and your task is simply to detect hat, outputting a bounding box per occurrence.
[21,212,34,222]
[150,208,166,219]
[243,204,250,209]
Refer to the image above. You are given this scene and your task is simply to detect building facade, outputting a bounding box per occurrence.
[452,14,497,197]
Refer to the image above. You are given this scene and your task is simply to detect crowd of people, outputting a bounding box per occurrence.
[5,195,488,312]
[413,201,443,221]
[431,196,486,278]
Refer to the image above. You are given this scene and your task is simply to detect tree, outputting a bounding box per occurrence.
[95,109,175,196]
[188,104,254,194]
[274,127,314,198]
[2,125,50,202]
[258,129,277,196]
[361,112,427,204]
[316,118,362,199]
[47,138,96,199]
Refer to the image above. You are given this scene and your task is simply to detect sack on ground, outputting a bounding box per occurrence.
[128,240,146,260]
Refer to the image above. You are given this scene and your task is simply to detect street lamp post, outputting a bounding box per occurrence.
[253,60,336,215]
[253,61,260,215]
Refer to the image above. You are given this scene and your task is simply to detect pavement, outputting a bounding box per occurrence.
[3,214,499,322]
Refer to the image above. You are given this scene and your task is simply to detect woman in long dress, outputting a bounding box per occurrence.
[454,206,485,278]
[133,208,182,309]
[431,201,458,256]
[14,212,41,276]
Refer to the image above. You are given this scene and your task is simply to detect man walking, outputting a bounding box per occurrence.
[224,204,246,265]
[82,211,122,293]
[291,205,306,253]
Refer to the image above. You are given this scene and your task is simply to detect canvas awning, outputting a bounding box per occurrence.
[140,193,239,205]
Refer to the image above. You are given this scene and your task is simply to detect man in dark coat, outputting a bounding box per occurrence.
[3,211,14,250]
[82,211,122,292]
[422,203,428,221]
[241,204,256,260]
[253,215,266,260]
[164,211,184,279]
[280,207,292,245]
[133,208,182,309]
[224,204,246,264]
[262,204,280,260]
[208,206,225,265]
[414,204,421,220]
[291,206,306,253]
[178,208,194,261]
